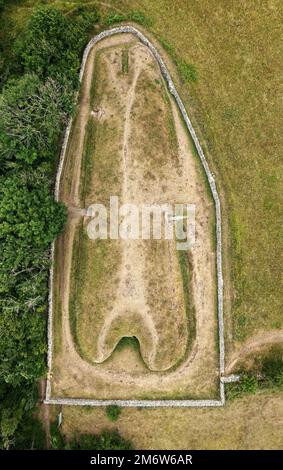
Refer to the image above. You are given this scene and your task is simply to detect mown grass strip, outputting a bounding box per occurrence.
[69,220,87,359]
[80,117,96,204]
[177,249,196,344]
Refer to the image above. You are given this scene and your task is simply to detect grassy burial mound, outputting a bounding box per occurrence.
[71,41,191,371]
[52,33,218,399]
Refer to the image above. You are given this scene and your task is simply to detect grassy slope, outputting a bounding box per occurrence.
[68,45,123,363]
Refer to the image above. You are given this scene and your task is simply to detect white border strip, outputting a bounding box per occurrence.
[46,26,225,407]
[45,398,223,407]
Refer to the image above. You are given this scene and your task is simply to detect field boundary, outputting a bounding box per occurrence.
[46,26,226,407]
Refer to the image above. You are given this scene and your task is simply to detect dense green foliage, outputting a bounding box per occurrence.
[0,3,99,449]
[15,5,98,87]
[13,414,46,450]
[67,430,132,450]
[49,423,132,450]
[177,250,196,355]
[0,74,70,168]
[0,173,66,270]
[7,417,133,450]
[106,405,121,422]
[0,382,39,449]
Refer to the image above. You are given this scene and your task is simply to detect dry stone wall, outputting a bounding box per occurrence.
[46,27,226,407]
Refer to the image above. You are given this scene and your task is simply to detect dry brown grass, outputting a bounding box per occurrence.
[60,391,283,449]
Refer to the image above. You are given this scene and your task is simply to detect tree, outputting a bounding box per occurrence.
[15,5,98,88]
[0,381,38,449]
[0,74,69,168]
[0,172,66,387]
[12,415,46,450]
[0,307,46,387]
[0,172,66,271]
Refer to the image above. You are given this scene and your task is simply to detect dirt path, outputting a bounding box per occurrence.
[121,46,141,195]
[226,330,283,373]
[65,1,123,16]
